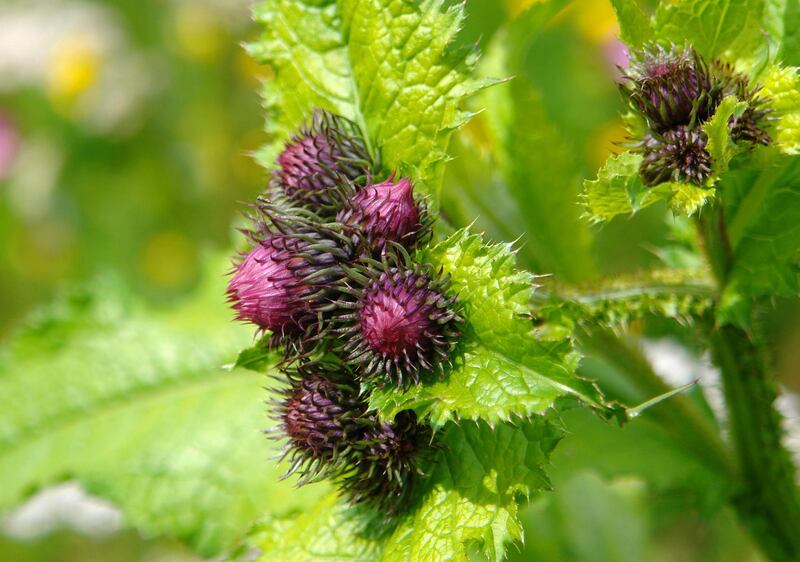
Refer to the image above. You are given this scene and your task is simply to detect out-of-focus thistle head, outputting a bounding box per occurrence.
[622,44,719,133]
[334,256,464,387]
[712,60,773,146]
[229,203,359,349]
[273,109,372,212]
[339,410,435,514]
[336,174,431,255]
[272,364,369,484]
[639,126,713,186]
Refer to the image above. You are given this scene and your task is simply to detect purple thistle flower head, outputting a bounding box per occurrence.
[227,242,308,334]
[228,207,358,348]
[336,263,464,387]
[623,44,719,133]
[274,365,368,483]
[337,175,430,255]
[339,410,434,513]
[273,109,371,212]
[640,126,712,186]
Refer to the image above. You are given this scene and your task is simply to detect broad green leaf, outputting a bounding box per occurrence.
[508,471,649,562]
[479,24,596,282]
[610,0,654,47]
[724,155,800,298]
[758,65,800,155]
[369,230,613,427]
[583,152,716,221]
[0,265,324,556]
[653,0,784,69]
[249,0,483,205]
[239,417,563,562]
[703,96,747,179]
[782,0,800,65]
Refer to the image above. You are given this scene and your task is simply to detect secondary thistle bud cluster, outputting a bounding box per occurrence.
[621,44,772,186]
[227,109,463,513]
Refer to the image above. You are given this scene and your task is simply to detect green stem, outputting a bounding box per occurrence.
[696,203,800,561]
[709,325,800,561]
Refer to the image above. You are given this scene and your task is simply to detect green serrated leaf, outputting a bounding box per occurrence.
[610,0,654,47]
[653,0,783,70]
[545,268,715,330]
[229,335,275,372]
[703,96,747,180]
[650,181,716,216]
[0,261,324,556]
[758,65,800,155]
[240,416,562,562]
[251,0,481,206]
[369,230,612,427]
[582,151,646,223]
[584,151,716,221]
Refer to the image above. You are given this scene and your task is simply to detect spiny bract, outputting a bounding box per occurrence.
[273,364,368,484]
[272,109,372,213]
[335,261,464,387]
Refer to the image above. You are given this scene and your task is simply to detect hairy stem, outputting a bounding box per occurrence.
[710,325,800,561]
[697,203,800,561]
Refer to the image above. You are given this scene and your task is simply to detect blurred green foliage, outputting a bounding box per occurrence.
[0,0,268,336]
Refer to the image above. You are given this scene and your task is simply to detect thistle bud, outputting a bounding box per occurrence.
[622,44,719,132]
[713,60,772,146]
[339,410,434,513]
[273,365,368,483]
[640,126,712,186]
[336,263,463,387]
[337,175,430,254]
[228,211,357,347]
[273,109,371,212]
[227,243,308,335]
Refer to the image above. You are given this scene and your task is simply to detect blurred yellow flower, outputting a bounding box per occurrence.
[503,0,548,18]
[572,0,619,44]
[588,119,628,170]
[174,4,225,63]
[47,36,102,107]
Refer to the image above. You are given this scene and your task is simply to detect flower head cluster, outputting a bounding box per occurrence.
[621,44,772,186]
[227,109,463,512]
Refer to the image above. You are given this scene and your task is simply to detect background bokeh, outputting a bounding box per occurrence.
[0,0,268,338]
[0,0,786,561]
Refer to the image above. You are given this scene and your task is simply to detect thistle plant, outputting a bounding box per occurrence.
[4,3,800,562]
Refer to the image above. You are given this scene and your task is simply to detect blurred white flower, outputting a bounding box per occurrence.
[5,134,62,220]
[0,0,157,134]
[1,482,122,539]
